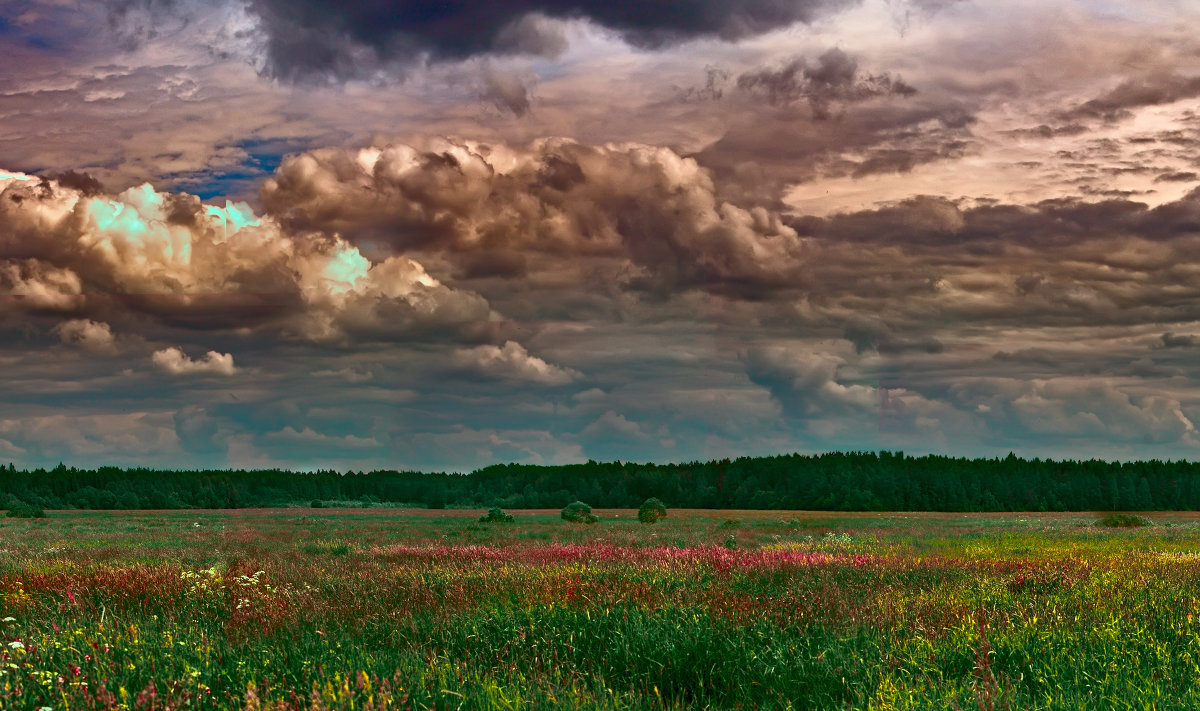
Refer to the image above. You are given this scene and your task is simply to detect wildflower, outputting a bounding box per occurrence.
[7,641,24,650]
[0,617,14,624]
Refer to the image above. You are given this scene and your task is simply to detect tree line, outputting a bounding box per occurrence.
[0,451,1197,511]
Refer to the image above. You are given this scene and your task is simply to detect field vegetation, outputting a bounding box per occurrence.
[3,508,1200,709]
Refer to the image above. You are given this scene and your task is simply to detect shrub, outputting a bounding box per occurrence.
[310,500,324,508]
[638,497,668,524]
[479,507,515,523]
[561,501,599,524]
[1099,513,1150,528]
[6,505,45,519]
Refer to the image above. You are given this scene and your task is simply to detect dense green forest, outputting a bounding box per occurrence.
[1,451,1199,511]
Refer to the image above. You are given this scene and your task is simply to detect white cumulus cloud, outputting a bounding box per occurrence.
[452,340,578,385]
[152,347,236,376]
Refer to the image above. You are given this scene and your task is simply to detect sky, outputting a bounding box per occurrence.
[2,0,1200,471]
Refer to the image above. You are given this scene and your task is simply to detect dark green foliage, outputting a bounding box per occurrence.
[6,504,45,518]
[480,507,515,523]
[5,450,1200,511]
[562,501,599,524]
[1099,513,1151,527]
[638,497,668,523]
[310,499,324,508]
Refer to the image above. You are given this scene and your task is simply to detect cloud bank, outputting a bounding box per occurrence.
[246,0,855,81]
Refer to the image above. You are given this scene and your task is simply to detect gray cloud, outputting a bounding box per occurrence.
[842,316,943,355]
[742,345,874,421]
[1062,73,1200,123]
[54,319,117,353]
[1156,171,1198,184]
[481,66,533,117]
[1161,332,1197,349]
[244,0,856,82]
[736,48,916,119]
[694,99,976,206]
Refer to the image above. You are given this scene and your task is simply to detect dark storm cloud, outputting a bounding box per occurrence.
[842,316,943,355]
[1160,332,1198,349]
[694,99,976,206]
[1061,73,1200,123]
[736,48,916,119]
[1156,171,1198,184]
[42,171,105,197]
[777,188,1200,340]
[245,0,855,81]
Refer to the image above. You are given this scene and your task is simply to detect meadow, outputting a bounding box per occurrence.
[2,508,1200,709]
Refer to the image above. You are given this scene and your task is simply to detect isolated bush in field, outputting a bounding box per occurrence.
[723,533,738,549]
[561,501,599,524]
[638,498,668,524]
[1099,513,1150,527]
[310,500,324,508]
[720,519,741,528]
[6,505,45,519]
[480,507,515,523]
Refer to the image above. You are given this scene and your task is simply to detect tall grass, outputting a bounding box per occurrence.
[2,509,1200,708]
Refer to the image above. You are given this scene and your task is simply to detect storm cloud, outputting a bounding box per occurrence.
[5,0,1200,469]
[245,0,856,81]
[736,48,916,119]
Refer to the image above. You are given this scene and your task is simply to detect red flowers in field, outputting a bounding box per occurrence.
[373,542,876,570]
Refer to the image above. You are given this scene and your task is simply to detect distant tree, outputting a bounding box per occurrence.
[6,504,45,518]
[638,497,668,524]
[561,501,598,524]
[479,507,514,523]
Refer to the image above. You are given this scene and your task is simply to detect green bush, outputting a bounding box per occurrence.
[638,497,668,524]
[6,505,45,519]
[561,501,599,524]
[479,507,515,523]
[1099,513,1150,528]
[310,500,324,508]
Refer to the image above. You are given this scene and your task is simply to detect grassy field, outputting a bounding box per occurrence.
[2,508,1200,709]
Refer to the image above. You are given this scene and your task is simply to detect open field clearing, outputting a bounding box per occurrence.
[3,508,1200,709]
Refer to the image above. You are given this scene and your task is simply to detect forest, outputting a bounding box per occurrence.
[0,451,1197,511]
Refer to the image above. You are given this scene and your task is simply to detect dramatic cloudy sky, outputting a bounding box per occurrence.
[2,0,1200,470]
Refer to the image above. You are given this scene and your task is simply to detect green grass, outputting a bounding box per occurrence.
[3,508,1200,708]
